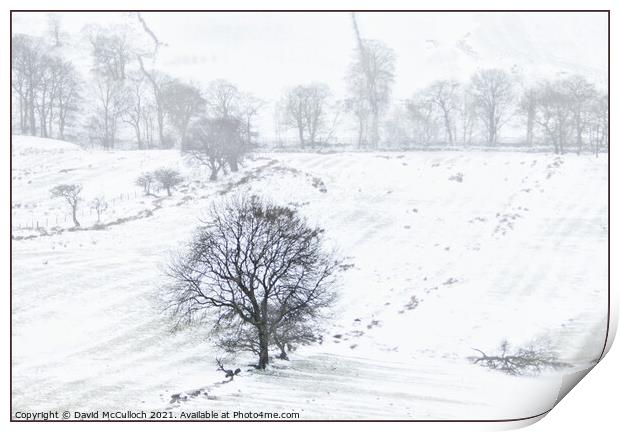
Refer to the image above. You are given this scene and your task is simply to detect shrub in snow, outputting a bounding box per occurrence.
[153,168,183,196]
[89,196,108,224]
[136,172,156,196]
[449,172,464,183]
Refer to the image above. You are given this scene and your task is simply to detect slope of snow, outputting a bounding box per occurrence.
[12,135,82,154]
[11,135,608,420]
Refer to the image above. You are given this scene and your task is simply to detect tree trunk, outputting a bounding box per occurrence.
[209,165,218,181]
[274,338,289,360]
[297,123,305,147]
[370,109,379,148]
[157,108,165,148]
[71,206,80,227]
[257,328,269,369]
[228,157,239,172]
[357,116,365,148]
[29,90,36,135]
[526,108,534,145]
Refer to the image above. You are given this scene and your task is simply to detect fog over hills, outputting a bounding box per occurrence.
[12,11,608,102]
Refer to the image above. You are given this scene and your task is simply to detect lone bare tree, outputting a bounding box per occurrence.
[153,168,183,196]
[89,196,108,224]
[470,68,514,145]
[51,184,82,227]
[165,194,338,369]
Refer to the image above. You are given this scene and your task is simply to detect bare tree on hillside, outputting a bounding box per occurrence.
[90,196,108,224]
[51,184,82,227]
[153,168,183,196]
[165,194,338,369]
[136,172,156,196]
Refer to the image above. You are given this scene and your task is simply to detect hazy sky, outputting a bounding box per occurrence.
[12,11,608,139]
[12,11,608,101]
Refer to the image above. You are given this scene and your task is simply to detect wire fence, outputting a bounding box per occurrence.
[12,189,144,231]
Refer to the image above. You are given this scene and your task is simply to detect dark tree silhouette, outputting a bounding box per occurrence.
[165,194,338,369]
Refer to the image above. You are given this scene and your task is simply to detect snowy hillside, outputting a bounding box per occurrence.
[11,136,608,419]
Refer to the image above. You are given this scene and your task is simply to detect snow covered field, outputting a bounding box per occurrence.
[11,136,608,420]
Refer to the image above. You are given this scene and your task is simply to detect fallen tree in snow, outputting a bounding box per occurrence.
[469,340,570,376]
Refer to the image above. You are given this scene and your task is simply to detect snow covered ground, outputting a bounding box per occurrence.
[11,136,608,420]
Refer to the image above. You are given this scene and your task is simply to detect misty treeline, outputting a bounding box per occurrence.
[387,70,609,156]
[12,13,608,156]
[11,14,264,156]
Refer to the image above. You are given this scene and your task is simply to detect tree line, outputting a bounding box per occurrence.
[386,69,608,156]
[12,14,608,156]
